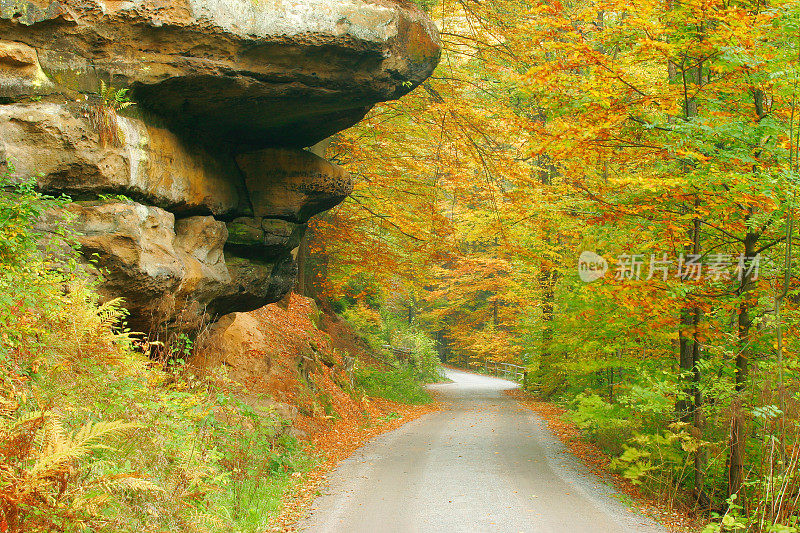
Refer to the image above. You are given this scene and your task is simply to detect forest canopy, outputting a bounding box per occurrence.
[305,0,800,528]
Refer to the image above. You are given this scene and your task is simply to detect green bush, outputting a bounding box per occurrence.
[342,304,443,383]
[342,302,384,351]
[608,423,697,493]
[566,393,630,445]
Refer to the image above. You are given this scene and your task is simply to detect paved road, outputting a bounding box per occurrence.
[298,368,669,533]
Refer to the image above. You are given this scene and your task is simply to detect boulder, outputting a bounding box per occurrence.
[225,217,306,259]
[0,0,441,147]
[0,102,244,216]
[0,39,52,98]
[0,102,359,223]
[195,312,272,384]
[55,200,298,330]
[192,294,336,411]
[0,0,441,332]
[172,215,233,311]
[66,200,186,303]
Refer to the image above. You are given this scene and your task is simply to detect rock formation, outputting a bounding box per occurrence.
[0,0,440,331]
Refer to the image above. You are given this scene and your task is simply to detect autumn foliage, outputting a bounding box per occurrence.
[311,0,800,528]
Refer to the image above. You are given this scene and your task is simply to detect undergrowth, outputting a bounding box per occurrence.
[341,301,443,383]
[353,367,433,405]
[543,364,800,531]
[0,173,312,532]
[339,297,441,404]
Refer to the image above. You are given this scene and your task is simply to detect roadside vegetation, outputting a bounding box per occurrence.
[0,175,434,532]
[0,175,311,532]
[335,278,442,404]
[7,0,800,529]
[353,368,433,405]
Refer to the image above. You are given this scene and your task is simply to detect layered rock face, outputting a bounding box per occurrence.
[0,0,439,331]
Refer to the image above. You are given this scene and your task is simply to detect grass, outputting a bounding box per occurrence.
[353,367,434,404]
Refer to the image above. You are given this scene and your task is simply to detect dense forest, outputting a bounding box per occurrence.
[3,0,800,530]
[303,0,800,529]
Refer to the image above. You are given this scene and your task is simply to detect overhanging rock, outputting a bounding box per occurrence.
[0,0,440,331]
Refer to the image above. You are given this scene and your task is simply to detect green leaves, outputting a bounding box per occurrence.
[353,367,434,404]
[98,81,134,111]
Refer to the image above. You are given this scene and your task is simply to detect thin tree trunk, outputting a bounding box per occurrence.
[539,269,556,367]
[676,307,696,421]
[729,231,758,498]
[672,44,708,503]
[691,306,709,507]
[727,88,771,501]
[296,231,308,296]
[538,159,558,375]
[608,366,614,403]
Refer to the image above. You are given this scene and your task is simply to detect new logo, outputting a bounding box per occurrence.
[578,251,608,283]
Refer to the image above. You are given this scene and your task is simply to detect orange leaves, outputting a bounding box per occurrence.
[312,0,800,378]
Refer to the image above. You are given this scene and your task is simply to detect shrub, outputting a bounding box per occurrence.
[565,392,630,453]
[342,303,443,383]
[608,423,698,494]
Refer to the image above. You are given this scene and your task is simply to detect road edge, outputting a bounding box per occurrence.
[507,389,701,533]
[267,397,441,532]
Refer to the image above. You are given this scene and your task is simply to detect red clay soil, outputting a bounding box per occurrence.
[507,389,701,533]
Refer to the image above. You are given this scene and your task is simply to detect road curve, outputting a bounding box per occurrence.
[297,368,669,533]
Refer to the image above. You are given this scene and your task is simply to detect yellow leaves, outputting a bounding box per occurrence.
[1,409,143,526]
[636,36,673,56]
[323,0,798,378]
[675,148,711,162]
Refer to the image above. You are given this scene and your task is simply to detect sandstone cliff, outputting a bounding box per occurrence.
[0,0,440,331]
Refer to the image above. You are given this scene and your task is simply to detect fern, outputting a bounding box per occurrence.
[1,410,141,532]
[99,81,134,111]
[30,419,137,475]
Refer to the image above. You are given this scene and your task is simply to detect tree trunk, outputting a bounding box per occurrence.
[672,40,707,500]
[729,231,758,498]
[538,160,559,376]
[295,230,308,296]
[539,269,556,367]
[690,307,708,507]
[608,366,614,403]
[677,201,701,426]
[727,90,768,500]
[676,308,696,421]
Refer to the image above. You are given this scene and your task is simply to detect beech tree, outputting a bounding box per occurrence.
[314,0,800,526]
